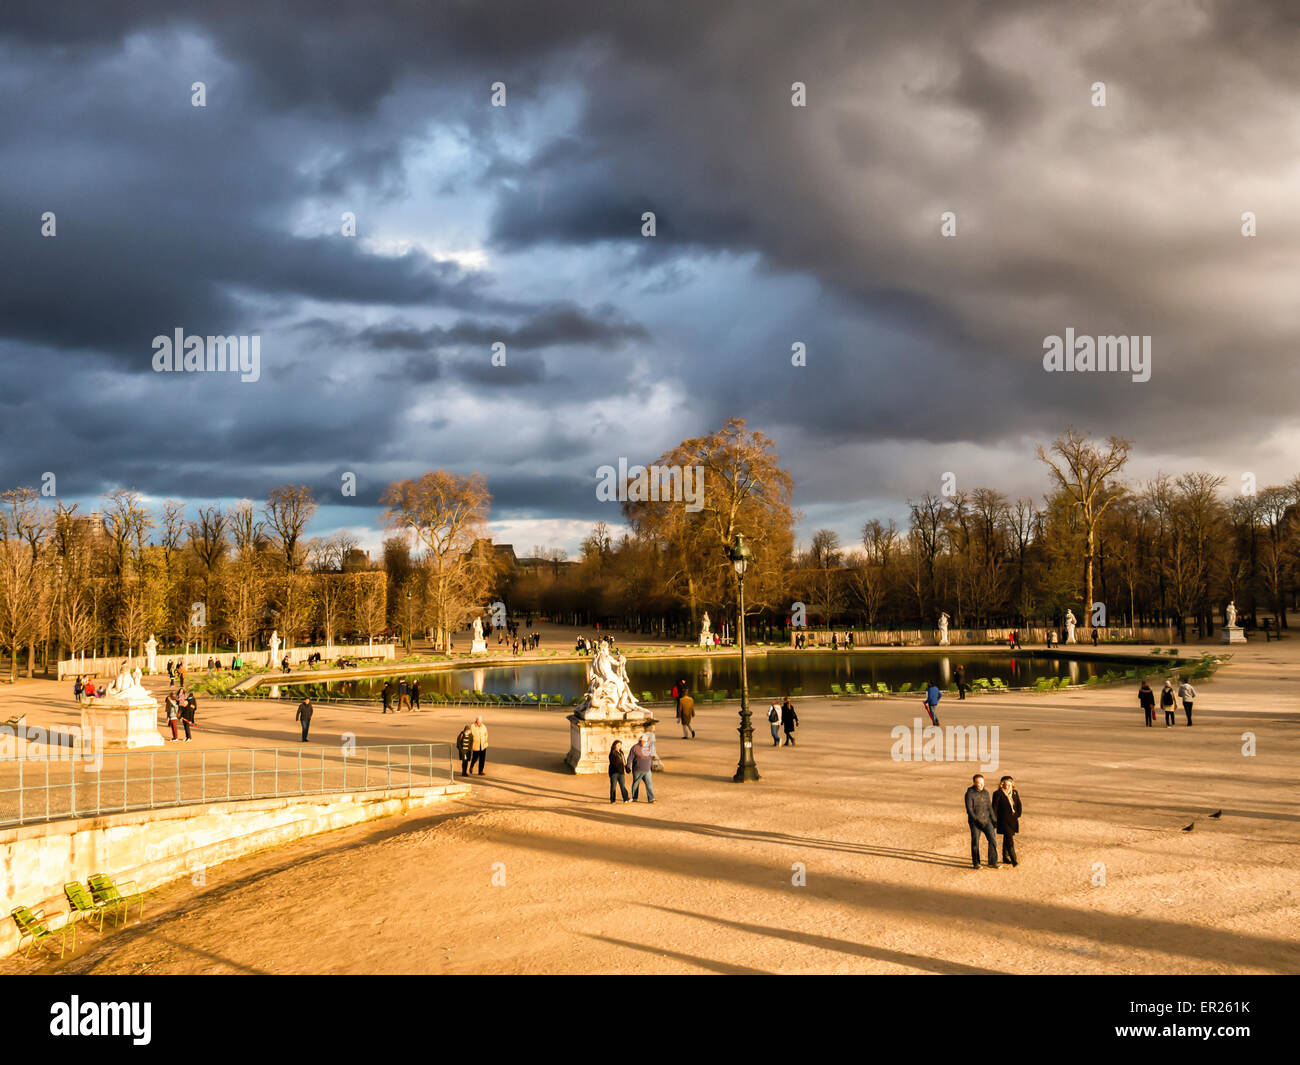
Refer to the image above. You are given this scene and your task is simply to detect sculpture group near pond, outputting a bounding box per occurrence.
[574,639,649,720]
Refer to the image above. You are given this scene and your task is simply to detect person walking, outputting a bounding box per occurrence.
[469,715,489,775]
[1176,677,1197,726]
[165,689,180,741]
[767,698,782,745]
[181,691,197,741]
[924,681,943,726]
[780,695,798,746]
[455,723,473,777]
[73,676,84,705]
[1160,680,1176,727]
[678,690,696,739]
[295,696,313,742]
[608,739,631,803]
[965,773,1000,869]
[1091,628,1100,647]
[628,735,655,803]
[672,681,682,721]
[1138,680,1156,727]
[954,665,966,701]
[381,680,394,714]
[991,775,1022,867]
[410,679,421,712]
[398,678,410,712]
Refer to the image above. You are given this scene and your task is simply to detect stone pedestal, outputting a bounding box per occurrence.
[470,639,488,654]
[566,714,659,774]
[81,699,165,749]
[1221,625,1247,644]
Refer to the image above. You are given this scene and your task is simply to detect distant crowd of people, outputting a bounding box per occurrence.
[380,677,422,713]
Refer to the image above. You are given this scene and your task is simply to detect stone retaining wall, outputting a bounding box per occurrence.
[0,781,467,959]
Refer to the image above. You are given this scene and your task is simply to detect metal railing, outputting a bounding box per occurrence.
[0,742,454,829]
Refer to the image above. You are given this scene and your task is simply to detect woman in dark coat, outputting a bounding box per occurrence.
[608,740,630,804]
[1138,681,1156,727]
[991,776,1023,867]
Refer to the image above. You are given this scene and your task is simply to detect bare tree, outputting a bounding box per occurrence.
[264,485,318,571]
[1037,429,1131,626]
[381,471,493,651]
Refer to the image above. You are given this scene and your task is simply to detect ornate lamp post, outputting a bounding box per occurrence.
[405,590,413,655]
[729,535,759,782]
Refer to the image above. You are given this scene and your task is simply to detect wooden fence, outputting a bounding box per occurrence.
[789,626,1176,648]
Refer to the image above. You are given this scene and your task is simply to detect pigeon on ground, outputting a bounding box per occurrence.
[1210,810,1222,819]
[1182,822,1195,832]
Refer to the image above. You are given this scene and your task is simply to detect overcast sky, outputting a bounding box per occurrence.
[3,0,1299,556]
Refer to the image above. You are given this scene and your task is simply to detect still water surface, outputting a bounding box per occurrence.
[275,651,1130,701]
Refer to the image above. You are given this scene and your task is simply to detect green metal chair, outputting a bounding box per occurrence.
[87,873,146,921]
[11,905,77,959]
[641,691,654,703]
[64,881,113,932]
[844,683,858,695]
[898,682,912,693]
[830,683,844,696]
[876,682,889,694]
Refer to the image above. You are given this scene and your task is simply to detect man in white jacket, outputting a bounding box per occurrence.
[1176,677,1197,726]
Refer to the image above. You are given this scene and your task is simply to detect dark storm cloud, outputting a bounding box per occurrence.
[3,0,1299,549]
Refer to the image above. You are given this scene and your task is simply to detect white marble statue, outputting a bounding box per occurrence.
[96,662,154,706]
[472,616,484,641]
[269,629,281,665]
[145,633,158,673]
[1221,599,1246,643]
[937,612,950,646]
[1064,609,1077,643]
[698,612,712,648]
[574,638,648,720]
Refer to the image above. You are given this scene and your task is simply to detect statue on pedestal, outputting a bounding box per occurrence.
[937,612,950,646]
[1065,609,1077,643]
[269,629,281,665]
[1221,600,1246,643]
[699,612,712,648]
[566,637,657,773]
[145,634,158,674]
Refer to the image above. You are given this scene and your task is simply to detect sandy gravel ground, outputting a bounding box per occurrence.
[2,641,1298,974]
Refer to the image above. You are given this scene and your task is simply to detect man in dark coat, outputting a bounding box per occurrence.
[181,692,197,741]
[381,680,394,714]
[965,773,999,869]
[991,776,1023,867]
[295,696,313,742]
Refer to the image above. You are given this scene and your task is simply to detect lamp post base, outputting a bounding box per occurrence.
[733,718,760,782]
